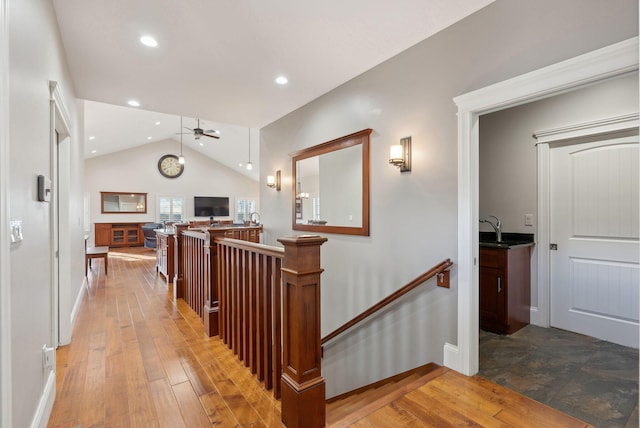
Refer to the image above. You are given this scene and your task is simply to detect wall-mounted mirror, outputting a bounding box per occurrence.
[291,128,371,236]
[101,191,147,214]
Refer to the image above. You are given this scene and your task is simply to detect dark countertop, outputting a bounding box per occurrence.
[479,232,535,249]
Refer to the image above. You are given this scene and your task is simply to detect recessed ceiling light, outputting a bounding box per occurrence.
[147,136,152,140]
[140,35,158,47]
[89,136,95,140]
[91,150,97,154]
[199,142,204,147]
[127,100,140,107]
[155,121,161,125]
[238,162,243,167]
[275,76,288,85]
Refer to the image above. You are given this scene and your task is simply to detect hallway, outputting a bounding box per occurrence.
[49,247,596,427]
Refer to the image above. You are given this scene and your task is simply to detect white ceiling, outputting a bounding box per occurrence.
[53,0,494,178]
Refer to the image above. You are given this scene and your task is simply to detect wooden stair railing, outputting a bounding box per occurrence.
[177,230,328,428]
[217,237,284,398]
[321,258,453,345]
[181,229,209,319]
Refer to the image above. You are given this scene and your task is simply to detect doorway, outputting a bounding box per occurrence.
[50,81,73,347]
[447,37,638,376]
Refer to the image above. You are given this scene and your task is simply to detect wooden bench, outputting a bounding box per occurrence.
[86,246,109,276]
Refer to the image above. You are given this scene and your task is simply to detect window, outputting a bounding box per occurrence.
[158,196,184,222]
[312,197,320,221]
[236,198,256,223]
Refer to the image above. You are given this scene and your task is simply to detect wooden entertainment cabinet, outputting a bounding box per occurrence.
[95,222,145,247]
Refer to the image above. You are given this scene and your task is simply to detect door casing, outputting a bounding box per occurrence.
[447,37,639,376]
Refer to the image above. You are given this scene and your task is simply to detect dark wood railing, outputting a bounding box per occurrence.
[181,230,209,319]
[321,258,454,345]
[176,228,328,428]
[217,238,284,398]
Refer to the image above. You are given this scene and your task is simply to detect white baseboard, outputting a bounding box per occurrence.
[443,342,460,372]
[30,370,55,428]
[64,278,86,345]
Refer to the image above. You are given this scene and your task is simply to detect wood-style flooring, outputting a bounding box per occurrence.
[48,247,593,427]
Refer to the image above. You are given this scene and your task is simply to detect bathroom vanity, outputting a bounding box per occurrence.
[479,233,534,334]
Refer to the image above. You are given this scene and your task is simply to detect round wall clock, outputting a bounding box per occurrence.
[158,154,184,178]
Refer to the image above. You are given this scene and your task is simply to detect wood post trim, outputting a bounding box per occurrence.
[277,235,327,428]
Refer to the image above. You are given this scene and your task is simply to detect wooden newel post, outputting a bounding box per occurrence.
[173,224,188,300]
[277,235,328,428]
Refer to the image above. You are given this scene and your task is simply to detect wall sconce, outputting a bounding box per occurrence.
[389,136,411,172]
[267,170,281,191]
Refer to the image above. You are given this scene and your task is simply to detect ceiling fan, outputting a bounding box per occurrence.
[182,119,220,140]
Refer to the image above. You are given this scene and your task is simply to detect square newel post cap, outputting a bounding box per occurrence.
[277,234,328,247]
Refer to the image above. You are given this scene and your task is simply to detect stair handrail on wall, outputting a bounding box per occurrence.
[321,258,453,345]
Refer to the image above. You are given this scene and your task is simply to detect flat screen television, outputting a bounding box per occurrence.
[194,196,230,217]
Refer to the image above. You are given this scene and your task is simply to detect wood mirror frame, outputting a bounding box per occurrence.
[100,191,148,214]
[290,128,371,236]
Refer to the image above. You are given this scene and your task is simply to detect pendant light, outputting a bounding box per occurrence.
[178,116,185,164]
[246,128,253,170]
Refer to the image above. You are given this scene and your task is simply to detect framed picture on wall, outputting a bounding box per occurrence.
[295,198,302,219]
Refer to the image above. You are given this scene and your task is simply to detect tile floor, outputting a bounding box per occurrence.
[479,325,638,428]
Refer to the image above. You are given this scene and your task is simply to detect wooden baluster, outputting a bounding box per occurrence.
[224,244,231,344]
[248,251,257,374]
[277,235,327,428]
[204,230,219,336]
[273,255,282,399]
[184,236,191,308]
[218,242,227,343]
[239,248,247,362]
[173,224,187,300]
[256,253,266,382]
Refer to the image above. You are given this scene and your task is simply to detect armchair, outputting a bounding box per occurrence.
[141,223,163,249]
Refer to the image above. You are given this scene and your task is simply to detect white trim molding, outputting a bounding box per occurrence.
[29,371,55,428]
[0,0,11,426]
[446,37,638,376]
[532,113,639,328]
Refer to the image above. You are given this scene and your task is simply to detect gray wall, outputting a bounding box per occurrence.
[479,72,639,310]
[9,0,84,426]
[259,0,638,397]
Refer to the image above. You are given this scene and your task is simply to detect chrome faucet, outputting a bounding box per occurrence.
[480,215,502,242]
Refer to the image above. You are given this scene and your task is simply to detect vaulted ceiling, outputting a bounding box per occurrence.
[53,0,495,178]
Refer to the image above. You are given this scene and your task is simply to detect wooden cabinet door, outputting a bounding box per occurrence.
[95,223,111,246]
[480,267,506,331]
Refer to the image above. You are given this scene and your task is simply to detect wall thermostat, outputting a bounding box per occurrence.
[37,175,51,202]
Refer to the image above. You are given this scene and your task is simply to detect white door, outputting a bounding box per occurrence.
[550,134,639,348]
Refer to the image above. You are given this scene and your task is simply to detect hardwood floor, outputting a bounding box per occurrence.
[49,247,282,427]
[49,247,593,427]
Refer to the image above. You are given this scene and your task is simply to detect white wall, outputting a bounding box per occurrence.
[259,0,638,397]
[479,72,639,310]
[8,0,84,426]
[84,139,258,238]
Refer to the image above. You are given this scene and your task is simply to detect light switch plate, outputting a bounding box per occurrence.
[10,220,23,243]
[524,213,534,226]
